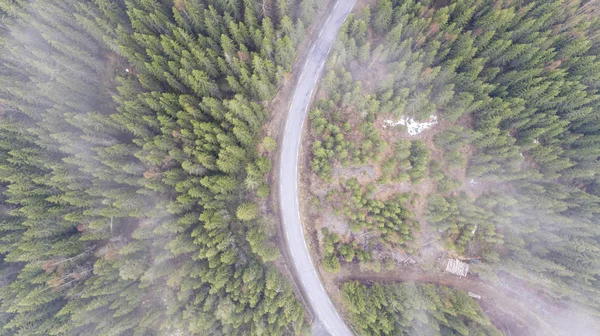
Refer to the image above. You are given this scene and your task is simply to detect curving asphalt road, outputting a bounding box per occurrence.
[279,1,356,335]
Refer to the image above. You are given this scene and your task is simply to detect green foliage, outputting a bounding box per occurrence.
[299,0,325,25]
[321,229,342,272]
[407,140,431,183]
[0,0,308,334]
[379,140,411,183]
[378,139,431,184]
[342,281,502,336]
[261,136,277,152]
[309,108,354,180]
[337,179,417,248]
[427,193,502,255]
[308,73,385,180]
[429,160,461,193]
[315,0,600,318]
[236,202,259,221]
[372,0,393,34]
[320,228,371,273]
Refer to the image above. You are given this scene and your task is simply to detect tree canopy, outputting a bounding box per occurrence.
[342,281,501,336]
[308,0,600,325]
[0,0,320,334]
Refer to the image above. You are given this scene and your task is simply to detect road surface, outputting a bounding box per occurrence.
[279,1,356,335]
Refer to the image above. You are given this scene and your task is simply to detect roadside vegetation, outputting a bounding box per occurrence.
[307,0,600,332]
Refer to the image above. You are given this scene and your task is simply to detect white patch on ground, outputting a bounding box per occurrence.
[469,179,477,186]
[384,115,438,135]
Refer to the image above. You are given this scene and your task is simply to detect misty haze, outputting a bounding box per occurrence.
[0,0,599,336]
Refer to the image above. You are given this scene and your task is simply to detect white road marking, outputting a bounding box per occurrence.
[279,2,357,335]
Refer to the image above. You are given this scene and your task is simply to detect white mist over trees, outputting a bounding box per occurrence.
[0,0,323,334]
[1,0,600,335]
[306,0,600,334]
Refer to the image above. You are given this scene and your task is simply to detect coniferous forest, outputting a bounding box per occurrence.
[2,0,600,335]
[341,281,501,336]
[0,0,326,335]
[306,0,600,334]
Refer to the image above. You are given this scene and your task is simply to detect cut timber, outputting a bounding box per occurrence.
[468,292,481,300]
[445,259,469,277]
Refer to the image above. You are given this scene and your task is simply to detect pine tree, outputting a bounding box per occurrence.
[236,202,259,221]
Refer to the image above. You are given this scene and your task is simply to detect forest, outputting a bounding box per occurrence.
[341,281,501,336]
[0,0,329,335]
[2,0,600,335]
[306,0,600,331]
